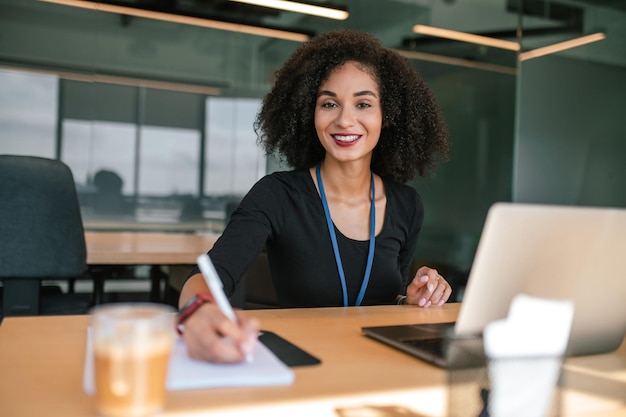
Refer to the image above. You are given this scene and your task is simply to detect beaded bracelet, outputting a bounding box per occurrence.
[176,292,214,335]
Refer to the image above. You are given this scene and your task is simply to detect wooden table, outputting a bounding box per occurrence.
[84,231,219,303]
[85,231,218,265]
[83,221,217,233]
[0,304,624,417]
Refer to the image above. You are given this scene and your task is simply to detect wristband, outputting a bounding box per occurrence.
[396,295,407,305]
[176,292,214,335]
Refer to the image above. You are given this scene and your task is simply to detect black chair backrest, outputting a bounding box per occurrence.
[0,155,87,315]
[243,252,279,309]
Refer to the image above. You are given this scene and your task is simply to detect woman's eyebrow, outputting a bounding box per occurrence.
[354,90,378,98]
[317,90,336,97]
[317,90,379,98]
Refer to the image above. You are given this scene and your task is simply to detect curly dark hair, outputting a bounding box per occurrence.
[254,29,448,183]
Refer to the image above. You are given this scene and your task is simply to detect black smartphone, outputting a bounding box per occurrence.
[259,330,321,367]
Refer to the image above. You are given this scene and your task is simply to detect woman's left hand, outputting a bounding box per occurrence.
[405,266,452,307]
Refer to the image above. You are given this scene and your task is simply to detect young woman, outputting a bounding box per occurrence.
[178,29,450,363]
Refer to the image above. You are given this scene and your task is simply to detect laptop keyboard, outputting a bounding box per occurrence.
[402,337,447,357]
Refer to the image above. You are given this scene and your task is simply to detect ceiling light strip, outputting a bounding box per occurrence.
[413,24,520,51]
[39,0,310,42]
[0,63,222,95]
[396,49,517,75]
[519,32,606,61]
[80,74,222,95]
[230,0,348,20]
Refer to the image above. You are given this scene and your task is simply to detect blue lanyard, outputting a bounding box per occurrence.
[316,163,376,306]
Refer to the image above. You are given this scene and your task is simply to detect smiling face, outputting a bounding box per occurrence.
[314,61,382,166]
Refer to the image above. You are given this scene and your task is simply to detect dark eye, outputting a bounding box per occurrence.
[321,102,337,108]
[356,102,372,109]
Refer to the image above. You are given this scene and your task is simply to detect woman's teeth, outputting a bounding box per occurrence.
[333,135,359,142]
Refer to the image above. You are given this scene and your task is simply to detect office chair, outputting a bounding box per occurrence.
[163,252,278,310]
[0,155,92,317]
[243,252,279,309]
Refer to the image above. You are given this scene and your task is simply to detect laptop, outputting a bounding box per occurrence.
[362,202,626,368]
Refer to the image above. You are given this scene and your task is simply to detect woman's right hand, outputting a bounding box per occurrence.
[180,301,260,363]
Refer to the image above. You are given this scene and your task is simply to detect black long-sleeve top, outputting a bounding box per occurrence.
[200,169,423,307]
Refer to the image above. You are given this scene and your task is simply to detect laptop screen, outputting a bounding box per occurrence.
[455,203,626,356]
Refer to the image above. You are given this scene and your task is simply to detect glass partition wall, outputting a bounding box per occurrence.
[514,0,626,208]
[1,0,623,296]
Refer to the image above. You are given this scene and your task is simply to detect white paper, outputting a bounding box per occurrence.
[484,294,574,358]
[483,294,574,417]
[83,330,294,394]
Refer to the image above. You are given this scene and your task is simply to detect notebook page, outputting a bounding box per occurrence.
[83,329,295,393]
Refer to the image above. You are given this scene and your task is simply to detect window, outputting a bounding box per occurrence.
[0,69,57,158]
[205,97,265,196]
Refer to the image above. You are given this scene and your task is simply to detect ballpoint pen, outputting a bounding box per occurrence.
[197,253,236,322]
[196,253,253,361]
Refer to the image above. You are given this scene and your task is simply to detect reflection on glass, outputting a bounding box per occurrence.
[136,126,201,224]
[515,2,626,208]
[138,126,199,197]
[0,70,57,158]
[92,169,134,217]
[62,120,136,194]
[62,120,136,219]
[205,97,265,196]
[204,97,265,226]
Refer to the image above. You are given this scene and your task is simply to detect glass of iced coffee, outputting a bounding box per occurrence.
[91,303,175,417]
